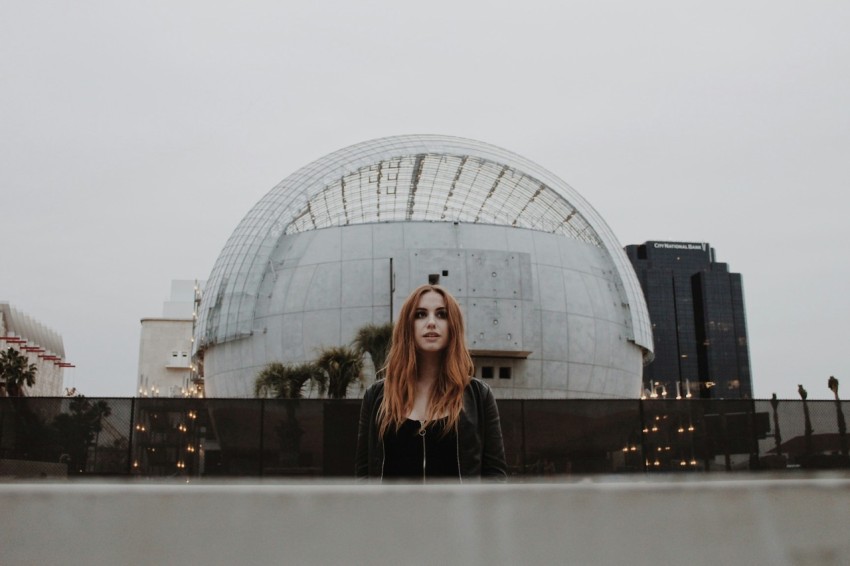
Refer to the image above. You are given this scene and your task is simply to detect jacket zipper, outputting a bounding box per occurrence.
[455,430,463,484]
[380,439,386,480]
[419,422,427,483]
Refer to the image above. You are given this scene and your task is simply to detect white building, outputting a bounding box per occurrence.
[195,135,653,399]
[0,302,67,396]
[137,280,202,397]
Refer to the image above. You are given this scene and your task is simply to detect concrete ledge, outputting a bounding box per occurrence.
[2,475,849,565]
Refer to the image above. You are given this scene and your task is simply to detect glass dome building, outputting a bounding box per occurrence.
[194,135,653,398]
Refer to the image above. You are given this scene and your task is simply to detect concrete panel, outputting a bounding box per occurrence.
[540,311,568,360]
[563,268,594,317]
[567,315,595,365]
[521,303,541,355]
[340,307,375,344]
[276,230,312,262]
[299,228,342,265]
[302,310,341,354]
[371,223,406,258]
[409,249,468,294]
[568,362,593,393]
[531,231,561,266]
[304,263,341,310]
[280,313,305,359]
[265,267,293,315]
[592,363,610,395]
[582,273,614,322]
[233,370,256,397]
[283,265,317,313]
[559,237,599,273]
[457,223,508,251]
[340,259,374,308]
[519,358,543,391]
[250,332,266,369]
[503,226,536,255]
[609,326,631,370]
[403,222,457,250]
[372,306,392,326]
[262,316,283,356]
[593,321,614,367]
[542,360,569,390]
[466,299,524,353]
[536,265,566,312]
[371,259,392,308]
[340,224,374,261]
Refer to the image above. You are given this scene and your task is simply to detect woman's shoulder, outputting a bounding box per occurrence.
[363,379,386,398]
[466,377,494,396]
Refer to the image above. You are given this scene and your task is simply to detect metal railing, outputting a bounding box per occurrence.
[0,397,847,478]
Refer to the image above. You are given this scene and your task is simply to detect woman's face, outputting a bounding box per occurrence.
[413,291,449,354]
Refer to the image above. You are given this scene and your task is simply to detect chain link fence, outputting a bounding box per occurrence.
[1,397,847,478]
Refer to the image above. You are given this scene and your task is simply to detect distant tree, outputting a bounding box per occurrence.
[51,395,112,474]
[353,322,393,379]
[315,346,364,399]
[0,347,37,397]
[254,362,324,399]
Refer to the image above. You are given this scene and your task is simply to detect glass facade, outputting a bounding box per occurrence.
[625,241,753,399]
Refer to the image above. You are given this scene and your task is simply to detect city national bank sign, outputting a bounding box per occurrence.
[652,242,705,251]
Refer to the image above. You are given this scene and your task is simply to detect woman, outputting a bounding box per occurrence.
[355,284,507,482]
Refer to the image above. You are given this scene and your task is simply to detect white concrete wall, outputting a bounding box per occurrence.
[2,477,848,565]
[137,318,193,397]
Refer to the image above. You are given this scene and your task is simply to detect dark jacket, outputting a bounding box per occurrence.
[355,378,508,481]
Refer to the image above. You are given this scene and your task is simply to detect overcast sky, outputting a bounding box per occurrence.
[2,1,848,399]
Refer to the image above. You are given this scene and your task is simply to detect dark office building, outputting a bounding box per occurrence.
[625,241,752,399]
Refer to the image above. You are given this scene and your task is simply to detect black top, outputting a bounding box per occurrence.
[382,418,459,481]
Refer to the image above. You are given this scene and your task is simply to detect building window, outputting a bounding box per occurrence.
[499,367,512,379]
[481,366,494,379]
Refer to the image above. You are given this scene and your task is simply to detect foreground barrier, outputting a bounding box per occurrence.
[1,476,848,565]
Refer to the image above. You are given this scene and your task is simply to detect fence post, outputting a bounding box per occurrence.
[259,398,265,477]
[126,397,136,476]
[638,398,648,473]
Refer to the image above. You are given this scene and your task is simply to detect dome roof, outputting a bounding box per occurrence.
[196,135,652,353]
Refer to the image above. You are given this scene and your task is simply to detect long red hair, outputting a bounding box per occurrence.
[377,284,473,438]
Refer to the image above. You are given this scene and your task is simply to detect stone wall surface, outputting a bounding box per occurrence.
[2,477,848,565]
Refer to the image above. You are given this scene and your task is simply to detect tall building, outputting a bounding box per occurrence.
[625,241,752,399]
[137,280,203,397]
[194,135,653,398]
[0,302,69,396]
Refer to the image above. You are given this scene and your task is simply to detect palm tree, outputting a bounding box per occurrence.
[51,395,113,473]
[352,322,393,379]
[315,346,364,399]
[0,347,37,397]
[254,362,324,399]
